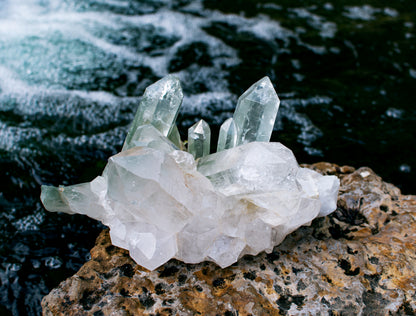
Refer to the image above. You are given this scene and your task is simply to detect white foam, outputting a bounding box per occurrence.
[0,122,44,152]
[0,0,335,160]
[343,5,380,21]
[291,8,337,38]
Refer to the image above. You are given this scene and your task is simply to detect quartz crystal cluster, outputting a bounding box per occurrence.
[41,75,340,270]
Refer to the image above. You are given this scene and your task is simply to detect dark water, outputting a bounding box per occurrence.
[0,0,415,314]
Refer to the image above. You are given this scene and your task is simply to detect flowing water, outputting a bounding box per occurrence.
[0,0,415,314]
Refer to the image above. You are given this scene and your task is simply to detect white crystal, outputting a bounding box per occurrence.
[217,118,237,152]
[41,141,339,270]
[40,75,340,271]
[197,142,299,196]
[233,76,280,145]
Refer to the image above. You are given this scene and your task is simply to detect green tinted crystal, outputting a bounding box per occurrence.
[168,124,182,150]
[124,124,179,153]
[233,76,280,145]
[217,117,237,152]
[188,119,211,159]
[123,75,183,150]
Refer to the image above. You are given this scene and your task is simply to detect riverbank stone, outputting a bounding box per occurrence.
[42,163,416,315]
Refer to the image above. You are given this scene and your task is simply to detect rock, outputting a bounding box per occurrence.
[42,163,416,315]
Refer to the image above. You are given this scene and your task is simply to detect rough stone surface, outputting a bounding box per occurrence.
[42,163,416,315]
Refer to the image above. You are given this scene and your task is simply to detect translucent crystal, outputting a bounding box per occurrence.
[123,75,182,150]
[217,118,237,152]
[168,124,182,150]
[233,76,280,145]
[188,119,211,159]
[123,124,178,153]
[197,142,299,196]
[40,75,340,271]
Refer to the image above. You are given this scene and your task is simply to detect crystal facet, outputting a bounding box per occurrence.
[40,75,340,271]
[233,76,280,145]
[123,124,178,153]
[197,142,299,196]
[217,117,237,152]
[188,119,211,159]
[123,75,182,150]
[168,124,182,150]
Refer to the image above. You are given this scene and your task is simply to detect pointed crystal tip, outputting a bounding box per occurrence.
[217,117,237,152]
[233,76,280,145]
[188,119,211,159]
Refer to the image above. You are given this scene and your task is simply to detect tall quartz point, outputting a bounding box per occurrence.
[233,76,280,145]
[40,75,340,271]
[217,117,237,152]
[188,119,211,159]
[123,75,182,150]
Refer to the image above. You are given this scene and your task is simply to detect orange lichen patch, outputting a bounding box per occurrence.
[280,265,291,276]
[117,296,143,312]
[239,285,281,315]
[321,274,334,286]
[350,227,373,238]
[179,288,216,314]
[288,255,299,263]
[265,282,276,296]
[211,279,234,297]
[391,275,416,292]
[193,266,234,286]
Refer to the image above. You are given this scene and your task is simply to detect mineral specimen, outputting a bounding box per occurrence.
[41,75,339,270]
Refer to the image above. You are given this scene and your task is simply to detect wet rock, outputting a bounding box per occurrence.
[42,163,416,315]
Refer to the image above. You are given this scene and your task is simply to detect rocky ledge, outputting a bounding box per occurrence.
[42,163,416,315]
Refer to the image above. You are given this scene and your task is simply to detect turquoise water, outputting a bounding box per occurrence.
[0,0,415,314]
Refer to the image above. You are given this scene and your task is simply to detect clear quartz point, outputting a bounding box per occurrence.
[123,75,183,150]
[233,76,280,145]
[188,119,211,159]
[217,117,237,152]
